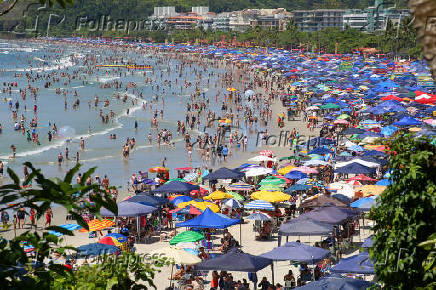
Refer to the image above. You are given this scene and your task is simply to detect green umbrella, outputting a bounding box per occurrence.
[320,103,341,110]
[259,184,282,191]
[165,178,186,184]
[227,191,245,201]
[259,178,285,185]
[169,231,205,245]
[337,114,350,120]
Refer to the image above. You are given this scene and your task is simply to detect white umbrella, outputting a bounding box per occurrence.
[248,155,275,162]
[150,246,201,265]
[245,89,256,97]
[306,106,319,111]
[245,167,273,177]
[222,198,242,209]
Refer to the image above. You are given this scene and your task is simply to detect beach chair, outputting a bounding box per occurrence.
[201,240,214,252]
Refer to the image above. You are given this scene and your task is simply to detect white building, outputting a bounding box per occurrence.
[153,7,177,18]
[192,6,209,15]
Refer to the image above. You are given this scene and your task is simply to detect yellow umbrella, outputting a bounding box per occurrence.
[226,87,237,92]
[251,191,291,202]
[80,219,114,232]
[218,118,232,124]
[408,127,421,132]
[204,191,233,200]
[277,165,296,175]
[177,201,220,213]
[357,185,386,197]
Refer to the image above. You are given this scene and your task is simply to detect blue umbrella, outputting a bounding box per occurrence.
[285,171,308,180]
[152,180,199,194]
[171,195,193,206]
[393,116,422,127]
[77,243,119,256]
[285,184,311,192]
[376,179,392,186]
[331,251,375,274]
[350,196,377,211]
[261,242,330,262]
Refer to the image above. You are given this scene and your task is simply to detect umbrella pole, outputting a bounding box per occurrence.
[239,223,242,247]
[169,263,174,288]
[271,263,275,285]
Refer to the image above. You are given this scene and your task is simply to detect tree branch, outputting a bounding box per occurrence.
[0,0,19,16]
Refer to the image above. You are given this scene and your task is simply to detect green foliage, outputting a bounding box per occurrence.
[0,163,155,288]
[52,252,170,289]
[369,135,436,289]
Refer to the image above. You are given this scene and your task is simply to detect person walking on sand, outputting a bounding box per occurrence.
[17,207,26,229]
[45,208,53,228]
[30,208,36,229]
[58,152,63,166]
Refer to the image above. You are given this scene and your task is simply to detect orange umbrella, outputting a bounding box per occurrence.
[149,166,169,173]
[79,219,115,232]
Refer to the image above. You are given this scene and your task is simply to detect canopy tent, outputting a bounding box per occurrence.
[176,208,240,229]
[127,194,168,206]
[330,251,375,274]
[294,274,375,289]
[279,216,332,236]
[261,242,330,263]
[152,180,199,194]
[203,167,245,180]
[101,201,157,217]
[194,248,272,272]
[300,206,356,225]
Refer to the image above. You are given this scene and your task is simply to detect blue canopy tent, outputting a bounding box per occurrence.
[330,251,375,274]
[334,162,376,175]
[300,206,356,225]
[77,243,119,256]
[151,180,199,194]
[127,194,168,207]
[203,167,245,180]
[261,242,330,263]
[294,274,375,289]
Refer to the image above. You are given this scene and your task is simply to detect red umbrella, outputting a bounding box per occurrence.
[259,150,274,157]
[175,167,193,171]
[381,95,402,101]
[272,174,291,183]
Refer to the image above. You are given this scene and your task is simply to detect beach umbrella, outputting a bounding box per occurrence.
[251,191,291,203]
[285,171,308,180]
[350,196,377,211]
[258,184,282,191]
[127,194,168,206]
[308,147,332,155]
[48,224,82,237]
[393,116,422,127]
[244,167,273,177]
[293,166,319,174]
[342,127,365,135]
[244,200,275,211]
[226,182,254,191]
[334,162,376,175]
[331,251,375,274]
[375,179,392,186]
[346,174,377,182]
[259,150,274,156]
[245,212,272,221]
[293,274,374,289]
[101,201,157,217]
[222,198,242,209]
[226,191,245,201]
[300,206,356,225]
[171,195,193,206]
[245,89,255,96]
[203,190,233,200]
[152,180,200,194]
[226,87,237,92]
[321,103,341,109]
[261,242,330,262]
[77,243,119,256]
[277,165,296,175]
[259,177,286,185]
[284,184,311,193]
[177,201,220,213]
[169,231,205,245]
[170,205,203,215]
[248,155,275,162]
[356,185,386,196]
[150,246,201,265]
[203,167,245,181]
[98,235,128,250]
[164,178,185,184]
[148,166,169,173]
[303,160,329,166]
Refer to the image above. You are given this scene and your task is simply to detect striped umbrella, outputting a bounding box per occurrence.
[222,198,242,209]
[227,191,245,201]
[244,200,275,211]
[183,172,199,182]
[226,182,254,191]
[170,231,205,245]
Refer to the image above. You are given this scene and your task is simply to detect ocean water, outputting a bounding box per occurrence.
[0,41,265,188]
